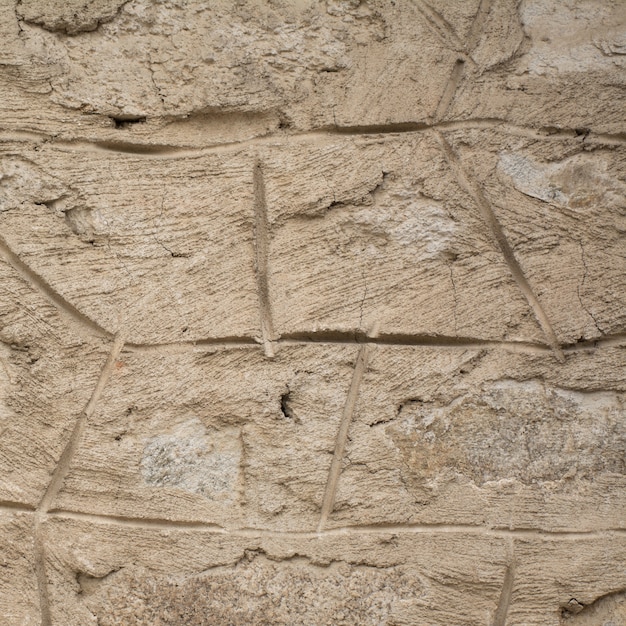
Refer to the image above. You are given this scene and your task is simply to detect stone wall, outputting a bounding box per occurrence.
[0,1,625,624]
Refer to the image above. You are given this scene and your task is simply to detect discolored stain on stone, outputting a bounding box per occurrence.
[390,380,625,488]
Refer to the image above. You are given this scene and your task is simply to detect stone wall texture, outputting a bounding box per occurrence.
[0,0,625,624]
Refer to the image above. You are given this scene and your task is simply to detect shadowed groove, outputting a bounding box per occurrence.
[2,121,623,161]
[253,161,276,357]
[434,59,466,121]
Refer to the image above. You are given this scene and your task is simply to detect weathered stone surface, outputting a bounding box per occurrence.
[0,0,458,142]
[446,130,626,343]
[16,0,128,35]
[0,259,106,506]
[0,144,259,344]
[0,511,40,625]
[54,345,356,530]
[1,0,624,623]
[42,516,512,625]
[447,0,626,134]
[262,134,544,341]
[334,346,626,531]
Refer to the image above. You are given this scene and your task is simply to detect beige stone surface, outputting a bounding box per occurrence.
[262,134,544,341]
[0,259,107,506]
[0,511,40,625]
[0,0,625,624]
[54,345,356,530]
[335,346,626,531]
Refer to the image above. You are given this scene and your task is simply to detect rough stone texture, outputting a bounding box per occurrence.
[0,0,625,625]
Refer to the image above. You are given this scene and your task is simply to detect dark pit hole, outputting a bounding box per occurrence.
[280,391,295,420]
[110,116,147,129]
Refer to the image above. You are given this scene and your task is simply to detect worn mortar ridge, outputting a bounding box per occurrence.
[0,234,112,341]
[36,509,626,539]
[253,161,276,357]
[33,526,51,626]
[32,336,124,626]
[492,542,515,626]
[2,122,624,160]
[466,0,495,53]
[318,339,374,532]
[435,132,565,362]
[37,335,125,515]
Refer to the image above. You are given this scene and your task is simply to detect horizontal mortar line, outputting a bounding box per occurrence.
[48,510,225,531]
[121,331,626,355]
[120,333,551,355]
[316,524,626,541]
[563,332,626,352]
[42,511,626,540]
[0,500,36,513]
[124,336,260,353]
[1,120,623,158]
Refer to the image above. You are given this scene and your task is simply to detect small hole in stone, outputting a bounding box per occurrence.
[110,116,147,129]
[280,391,294,420]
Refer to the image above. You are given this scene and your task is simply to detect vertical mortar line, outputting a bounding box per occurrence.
[252,161,276,358]
[33,334,125,626]
[492,538,516,626]
[435,132,564,361]
[317,330,377,533]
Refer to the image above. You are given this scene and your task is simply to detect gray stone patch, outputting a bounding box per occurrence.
[141,419,241,499]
